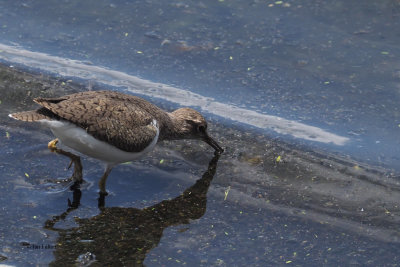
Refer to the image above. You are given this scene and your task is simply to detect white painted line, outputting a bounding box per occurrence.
[0,43,349,145]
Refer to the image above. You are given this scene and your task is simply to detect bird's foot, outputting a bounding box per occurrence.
[48,138,59,152]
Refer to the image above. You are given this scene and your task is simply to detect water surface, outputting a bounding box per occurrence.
[0,0,399,266]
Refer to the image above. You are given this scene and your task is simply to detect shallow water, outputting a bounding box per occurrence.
[0,0,399,169]
[0,0,399,266]
[1,65,400,266]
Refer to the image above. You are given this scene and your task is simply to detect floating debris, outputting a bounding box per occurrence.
[246,156,262,165]
[76,252,96,266]
[144,31,161,39]
[224,186,231,200]
[161,39,171,46]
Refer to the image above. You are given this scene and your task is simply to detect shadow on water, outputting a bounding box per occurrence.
[1,64,400,265]
[44,154,220,266]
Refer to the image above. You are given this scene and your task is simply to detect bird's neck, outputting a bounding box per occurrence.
[159,113,187,141]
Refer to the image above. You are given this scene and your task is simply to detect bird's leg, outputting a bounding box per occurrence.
[99,165,113,196]
[67,153,83,189]
[47,138,83,186]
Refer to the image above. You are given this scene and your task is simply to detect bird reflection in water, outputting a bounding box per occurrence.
[44,151,220,266]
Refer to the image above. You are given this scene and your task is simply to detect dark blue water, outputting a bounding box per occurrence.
[0,0,400,266]
[0,0,399,169]
[1,122,400,266]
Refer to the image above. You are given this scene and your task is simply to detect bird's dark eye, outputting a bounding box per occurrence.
[197,125,206,132]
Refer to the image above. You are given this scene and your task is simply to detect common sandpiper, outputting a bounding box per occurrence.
[9,90,223,194]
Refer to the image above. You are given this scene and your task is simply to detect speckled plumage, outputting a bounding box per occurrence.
[9,90,223,193]
[12,91,176,152]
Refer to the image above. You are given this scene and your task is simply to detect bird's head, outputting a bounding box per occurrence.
[171,108,224,153]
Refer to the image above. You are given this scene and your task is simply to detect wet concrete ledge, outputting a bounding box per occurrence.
[1,62,400,243]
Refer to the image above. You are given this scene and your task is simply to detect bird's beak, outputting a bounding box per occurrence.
[204,133,224,154]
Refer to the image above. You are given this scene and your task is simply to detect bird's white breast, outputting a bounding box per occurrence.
[39,119,159,164]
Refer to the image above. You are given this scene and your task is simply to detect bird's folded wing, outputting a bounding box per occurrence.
[34,94,159,152]
[89,116,159,152]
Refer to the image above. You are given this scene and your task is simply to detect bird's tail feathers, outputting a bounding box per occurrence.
[8,110,49,122]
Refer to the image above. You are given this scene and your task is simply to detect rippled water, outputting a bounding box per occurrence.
[0,0,399,266]
[0,65,399,266]
[0,0,399,169]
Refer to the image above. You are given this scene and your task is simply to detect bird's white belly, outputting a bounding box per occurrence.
[39,119,158,164]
